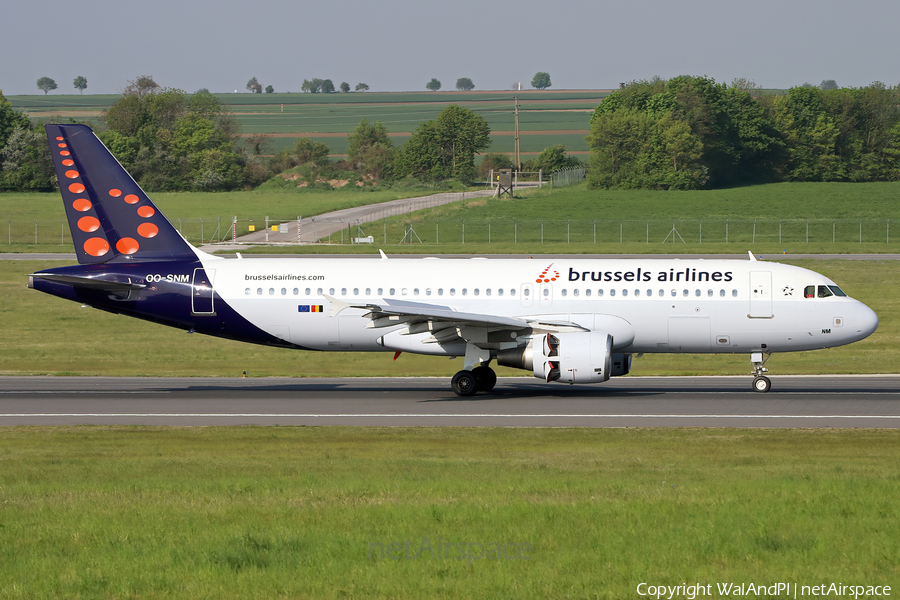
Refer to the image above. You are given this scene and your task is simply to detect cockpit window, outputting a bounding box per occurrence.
[828,285,847,297]
[817,285,833,298]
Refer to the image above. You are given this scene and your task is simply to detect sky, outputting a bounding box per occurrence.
[2,0,899,97]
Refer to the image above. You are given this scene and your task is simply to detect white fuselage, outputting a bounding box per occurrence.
[199,256,878,356]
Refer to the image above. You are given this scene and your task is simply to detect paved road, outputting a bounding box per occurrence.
[2,375,898,427]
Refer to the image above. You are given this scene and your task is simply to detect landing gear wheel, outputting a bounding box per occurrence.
[451,370,478,397]
[752,375,771,393]
[472,366,497,392]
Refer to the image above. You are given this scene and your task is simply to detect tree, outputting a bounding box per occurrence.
[531,72,551,90]
[291,137,330,165]
[0,90,30,150]
[36,77,57,95]
[355,83,369,92]
[73,76,88,95]
[247,77,262,93]
[456,77,474,91]
[347,119,395,179]
[122,75,160,98]
[426,78,441,92]
[396,104,491,182]
[321,79,335,93]
[340,82,350,93]
[820,80,838,90]
[265,85,274,94]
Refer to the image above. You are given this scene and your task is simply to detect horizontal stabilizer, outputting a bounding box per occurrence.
[28,273,147,292]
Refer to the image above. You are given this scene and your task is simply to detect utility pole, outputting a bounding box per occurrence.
[514,96,521,171]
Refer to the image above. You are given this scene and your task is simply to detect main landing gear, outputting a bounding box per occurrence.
[451,365,497,396]
[751,351,771,393]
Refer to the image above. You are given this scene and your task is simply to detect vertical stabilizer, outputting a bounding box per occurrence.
[46,124,197,264]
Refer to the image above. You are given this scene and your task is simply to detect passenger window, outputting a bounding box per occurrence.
[317,287,323,296]
[573,289,579,297]
[732,289,738,297]
[257,288,263,295]
[707,289,713,297]
[646,289,652,297]
[719,289,725,297]
[473,289,480,296]
[622,289,628,297]
[377,288,383,295]
[671,290,677,297]
[598,289,604,296]
[281,288,287,295]
[585,289,591,297]
[329,288,335,295]
[245,288,251,295]
[658,290,664,297]
[306,288,311,295]
[523,288,529,297]
[353,288,359,295]
[804,285,815,298]
[610,289,616,297]
[818,285,833,298]
[450,288,456,296]
[543,288,549,297]
[426,288,432,296]
[634,289,640,297]
[498,288,504,296]
[293,288,299,295]
[486,289,491,296]
[269,288,275,296]
[683,289,689,297]
[695,289,701,297]
[389,288,395,295]
[510,289,516,297]
[561,289,568,297]
[438,288,443,296]
[401,288,408,296]
[462,289,468,296]
[341,288,347,296]
[413,288,419,296]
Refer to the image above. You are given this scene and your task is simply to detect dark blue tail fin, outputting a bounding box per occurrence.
[46,124,198,264]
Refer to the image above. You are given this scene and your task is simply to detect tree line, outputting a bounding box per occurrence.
[587,76,900,190]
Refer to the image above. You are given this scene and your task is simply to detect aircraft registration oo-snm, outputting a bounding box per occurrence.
[29,124,879,395]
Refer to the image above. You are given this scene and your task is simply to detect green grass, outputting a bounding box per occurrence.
[0,427,897,599]
[0,259,894,377]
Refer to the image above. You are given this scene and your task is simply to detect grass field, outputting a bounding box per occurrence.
[4,182,900,254]
[0,258,894,378]
[8,90,606,156]
[0,427,897,598]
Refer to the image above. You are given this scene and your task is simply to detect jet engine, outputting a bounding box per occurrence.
[498,331,620,384]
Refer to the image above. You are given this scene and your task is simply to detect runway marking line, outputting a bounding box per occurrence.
[1,414,899,419]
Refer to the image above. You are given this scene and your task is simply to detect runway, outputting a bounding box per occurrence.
[1,375,899,427]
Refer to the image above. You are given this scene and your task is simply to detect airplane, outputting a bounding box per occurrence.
[28,124,879,395]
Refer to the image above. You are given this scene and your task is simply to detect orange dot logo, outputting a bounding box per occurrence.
[65,170,80,179]
[84,237,109,257]
[62,159,74,167]
[73,199,92,212]
[68,183,85,194]
[60,150,70,156]
[137,223,159,238]
[77,216,100,232]
[58,143,67,148]
[109,189,122,197]
[56,137,64,141]
[137,206,155,218]
[116,238,140,254]
[124,194,139,204]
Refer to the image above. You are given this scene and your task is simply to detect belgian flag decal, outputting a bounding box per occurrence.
[298,305,324,313]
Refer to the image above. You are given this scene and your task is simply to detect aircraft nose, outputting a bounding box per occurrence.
[852,302,879,340]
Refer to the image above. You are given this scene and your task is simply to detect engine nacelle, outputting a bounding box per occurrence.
[507,331,613,383]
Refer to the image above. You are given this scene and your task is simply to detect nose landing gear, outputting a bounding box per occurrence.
[751,351,771,393]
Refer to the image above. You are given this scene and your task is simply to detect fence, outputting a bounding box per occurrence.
[259,218,899,247]
[7,217,898,248]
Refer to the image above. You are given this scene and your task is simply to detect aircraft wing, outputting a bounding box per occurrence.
[326,295,588,345]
